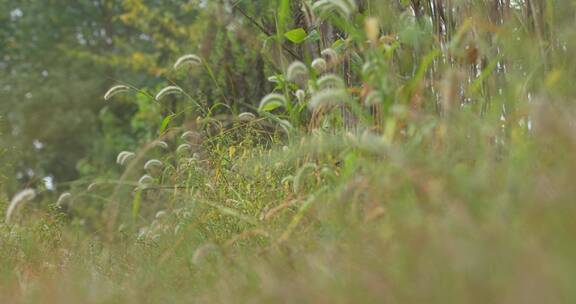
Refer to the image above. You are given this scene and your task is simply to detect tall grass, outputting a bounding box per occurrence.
[1,0,576,303]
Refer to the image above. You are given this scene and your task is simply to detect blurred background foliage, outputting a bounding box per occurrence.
[1,0,575,198]
[0,0,282,193]
[1,1,576,302]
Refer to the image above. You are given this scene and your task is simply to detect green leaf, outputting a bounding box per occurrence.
[260,100,284,112]
[284,28,307,44]
[278,0,291,36]
[131,188,142,220]
[159,114,175,134]
[331,39,346,51]
[306,29,320,42]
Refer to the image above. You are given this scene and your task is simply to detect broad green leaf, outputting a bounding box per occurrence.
[159,114,175,134]
[284,28,307,44]
[260,100,284,112]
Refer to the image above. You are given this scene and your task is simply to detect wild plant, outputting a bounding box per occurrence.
[5,188,35,224]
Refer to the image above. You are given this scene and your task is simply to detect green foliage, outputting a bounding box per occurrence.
[2,0,576,303]
[284,28,308,43]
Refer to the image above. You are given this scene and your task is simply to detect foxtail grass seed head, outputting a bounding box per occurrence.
[155,210,167,219]
[155,86,184,101]
[144,159,163,171]
[267,75,281,84]
[173,54,202,70]
[87,183,97,192]
[56,192,72,207]
[295,90,306,103]
[309,89,349,110]
[5,189,36,224]
[138,175,154,187]
[364,91,383,106]
[181,131,199,142]
[311,58,327,73]
[153,141,169,149]
[321,48,339,63]
[258,93,287,112]
[104,85,131,101]
[286,61,309,83]
[177,143,192,154]
[238,112,256,122]
[317,74,346,89]
[278,119,294,133]
[116,151,136,166]
[312,0,357,18]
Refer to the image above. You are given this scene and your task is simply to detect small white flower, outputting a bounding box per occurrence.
[155,86,184,101]
[104,85,131,100]
[5,189,36,223]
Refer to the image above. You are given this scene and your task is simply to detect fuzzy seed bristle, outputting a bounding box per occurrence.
[311,58,327,73]
[104,85,131,101]
[238,112,256,122]
[258,93,287,112]
[144,159,163,171]
[5,188,36,224]
[155,86,184,101]
[309,89,349,109]
[286,61,309,83]
[173,54,202,70]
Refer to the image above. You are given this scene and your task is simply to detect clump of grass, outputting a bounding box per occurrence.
[3,1,576,303]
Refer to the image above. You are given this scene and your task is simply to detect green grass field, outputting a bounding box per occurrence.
[1,1,576,303]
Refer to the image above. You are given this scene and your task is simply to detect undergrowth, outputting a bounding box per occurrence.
[2,1,576,303]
